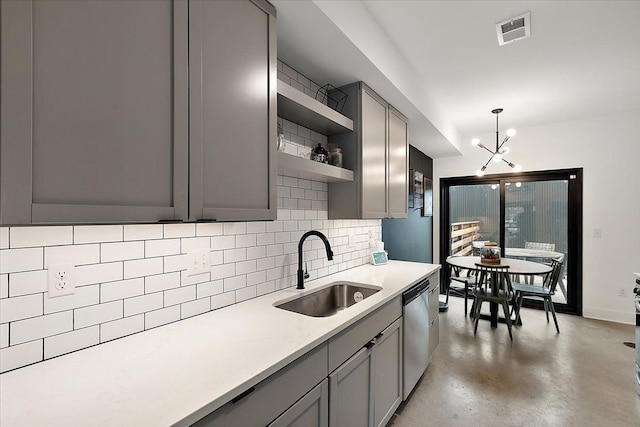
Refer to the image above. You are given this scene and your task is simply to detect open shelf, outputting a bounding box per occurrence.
[277,152,354,183]
[277,80,354,135]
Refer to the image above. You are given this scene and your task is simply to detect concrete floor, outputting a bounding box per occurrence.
[392,297,640,426]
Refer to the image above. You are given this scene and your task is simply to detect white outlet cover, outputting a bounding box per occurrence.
[48,264,76,298]
[187,249,210,276]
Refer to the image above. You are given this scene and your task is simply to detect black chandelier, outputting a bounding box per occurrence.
[472,108,521,176]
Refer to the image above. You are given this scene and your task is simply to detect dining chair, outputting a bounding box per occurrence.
[511,257,563,333]
[447,265,477,317]
[472,263,514,340]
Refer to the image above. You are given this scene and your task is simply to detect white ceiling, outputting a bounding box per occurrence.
[272,0,640,159]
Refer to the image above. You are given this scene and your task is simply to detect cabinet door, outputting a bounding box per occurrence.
[189,0,277,221]
[0,0,189,224]
[360,86,388,219]
[269,379,328,427]
[329,347,373,427]
[372,318,403,427]
[387,107,408,219]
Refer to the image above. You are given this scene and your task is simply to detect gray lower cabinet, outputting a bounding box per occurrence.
[0,0,276,225]
[190,343,328,427]
[269,379,329,427]
[327,296,403,427]
[328,83,408,220]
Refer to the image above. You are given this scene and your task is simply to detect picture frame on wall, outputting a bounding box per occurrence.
[422,177,433,216]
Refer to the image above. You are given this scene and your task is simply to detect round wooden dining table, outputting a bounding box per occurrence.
[446,256,552,327]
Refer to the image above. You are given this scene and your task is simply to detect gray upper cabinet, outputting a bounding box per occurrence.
[1,0,276,225]
[188,0,277,222]
[328,82,408,219]
[387,107,409,219]
[0,0,189,224]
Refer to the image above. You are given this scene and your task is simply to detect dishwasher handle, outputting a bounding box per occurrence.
[403,279,430,305]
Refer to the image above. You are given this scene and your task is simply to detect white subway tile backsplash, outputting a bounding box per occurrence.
[10,226,73,248]
[44,326,99,359]
[196,223,223,237]
[8,270,47,297]
[236,260,257,275]
[101,241,144,263]
[246,270,266,286]
[164,285,195,307]
[180,271,211,287]
[163,253,188,273]
[124,257,163,279]
[197,280,223,299]
[11,311,72,345]
[145,272,181,294]
[256,233,275,246]
[1,293,43,323]
[45,285,99,314]
[0,227,8,249]
[0,248,43,274]
[256,256,276,271]
[124,224,163,241]
[0,340,42,373]
[210,292,235,310]
[124,293,163,317]
[45,244,99,267]
[74,225,122,244]
[246,245,267,261]
[223,248,246,263]
[236,285,257,302]
[0,275,8,299]
[211,235,236,251]
[210,250,224,266]
[181,298,210,319]
[100,315,144,342]
[246,222,266,234]
[145,306,180,329]
[265,220,283,233]
[75,262,123,287]
[235,234,257,248]
[145,238,181,258]
[224,222,247,236]
[101,278,145,303]
[223,275,246,292]
[0,323,8,348]
[266,244,284,257]
[181,238,211,255]
[164,223,195,239]
[257,281,276,296]
[210,263,236,280]
[74,301,122,329]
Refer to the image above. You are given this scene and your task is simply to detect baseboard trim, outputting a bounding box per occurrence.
[583,308,635,325]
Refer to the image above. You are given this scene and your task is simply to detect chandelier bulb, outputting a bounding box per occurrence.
[471,138,480,146]
[492,153,503,163]
[506,128,517,137]
[513,164,522,172]
[476,169,485,177]
[500,147,510,155]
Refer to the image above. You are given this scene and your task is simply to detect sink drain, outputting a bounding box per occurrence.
[623,341,636,348]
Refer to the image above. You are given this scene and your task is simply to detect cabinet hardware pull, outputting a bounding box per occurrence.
[375,332,384,340]
[231,386,255,404]
[364,339,376,349]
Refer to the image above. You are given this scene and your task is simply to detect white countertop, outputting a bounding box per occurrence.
[0,261,440,427]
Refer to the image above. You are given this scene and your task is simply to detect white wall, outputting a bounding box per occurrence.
[434,109,640,324]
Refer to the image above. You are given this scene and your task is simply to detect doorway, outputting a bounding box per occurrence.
[440,168,583,315]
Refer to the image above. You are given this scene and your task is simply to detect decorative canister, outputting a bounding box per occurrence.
[328,146,343,167]
[480,242,501,264]
[311,143,328,163]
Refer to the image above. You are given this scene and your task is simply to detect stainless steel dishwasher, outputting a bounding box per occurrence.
[402,277,430,400]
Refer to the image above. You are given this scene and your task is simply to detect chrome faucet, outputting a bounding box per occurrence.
[297,230,333,289]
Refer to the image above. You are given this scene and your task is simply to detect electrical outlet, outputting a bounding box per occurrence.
[48,264,75,298]
[187,249,210,276]
[348,230,356,248]
[368,229,375,248]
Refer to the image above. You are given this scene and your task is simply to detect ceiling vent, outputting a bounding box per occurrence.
[496,12,531,46]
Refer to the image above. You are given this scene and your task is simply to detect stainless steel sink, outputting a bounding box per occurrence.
[275,282,381,317]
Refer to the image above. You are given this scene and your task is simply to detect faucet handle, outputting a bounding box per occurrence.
[304,261,310,279]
